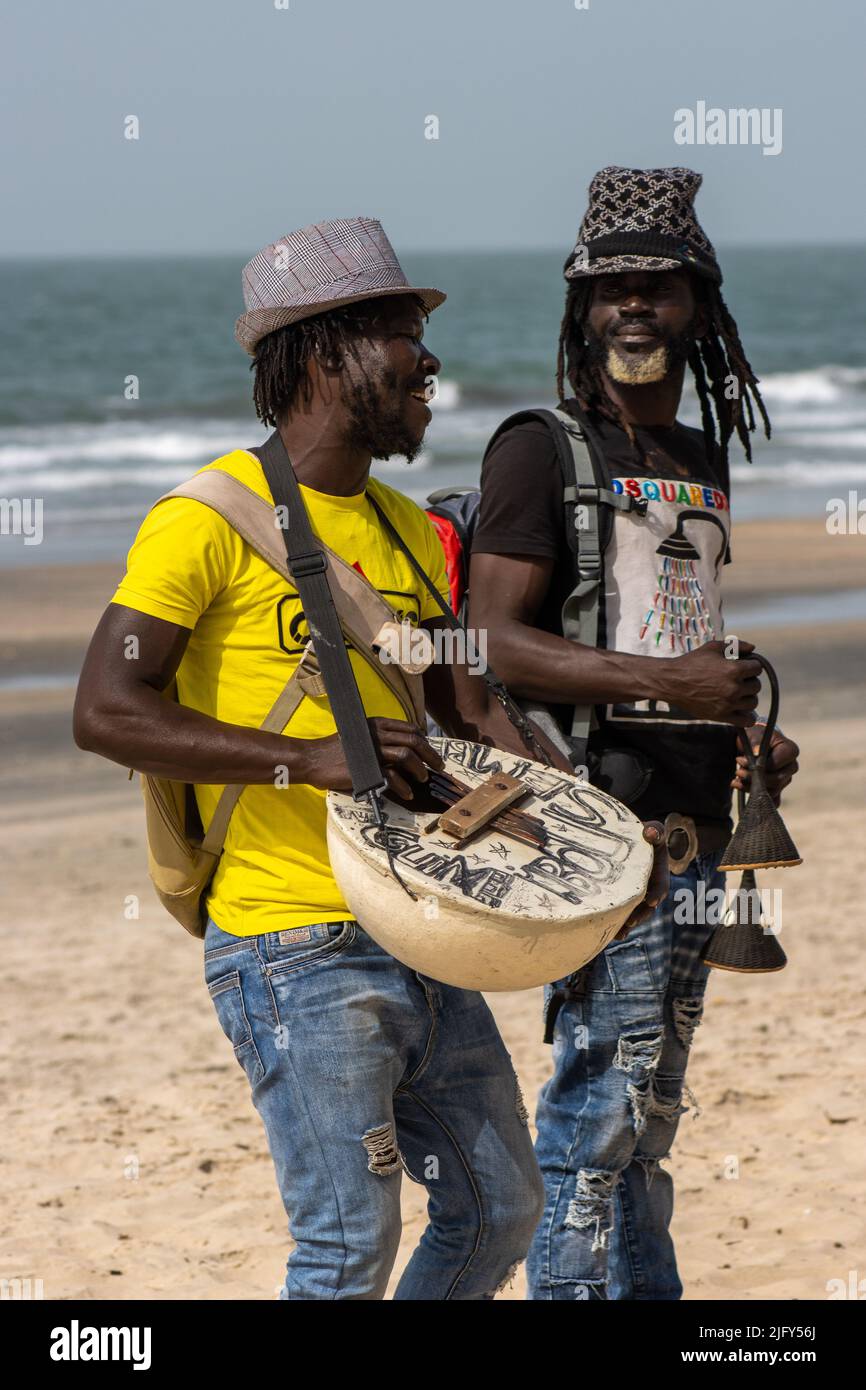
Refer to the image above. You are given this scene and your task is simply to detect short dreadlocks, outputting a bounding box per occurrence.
[555,269,771,467]
[251,295,425,427]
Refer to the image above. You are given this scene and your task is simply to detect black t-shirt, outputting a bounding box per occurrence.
[472,402,737,828]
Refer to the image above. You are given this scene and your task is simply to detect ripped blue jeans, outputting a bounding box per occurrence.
[526,851,723,1301]
[203,916,543,1300]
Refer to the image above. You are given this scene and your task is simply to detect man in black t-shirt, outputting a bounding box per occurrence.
[470,167,800,1300]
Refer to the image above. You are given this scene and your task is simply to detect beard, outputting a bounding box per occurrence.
[341,367,424,463]
[586,320,695,386]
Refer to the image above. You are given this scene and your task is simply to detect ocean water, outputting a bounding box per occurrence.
[2,247,866,567]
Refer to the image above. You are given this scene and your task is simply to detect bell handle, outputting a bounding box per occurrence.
[740,652,779,774]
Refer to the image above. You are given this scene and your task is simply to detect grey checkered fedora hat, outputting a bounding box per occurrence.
[565,166,722,285]
[235,216,446,354]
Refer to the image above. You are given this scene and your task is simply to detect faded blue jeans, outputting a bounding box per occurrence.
[526,852,724,1301]
[203,915,544,1300]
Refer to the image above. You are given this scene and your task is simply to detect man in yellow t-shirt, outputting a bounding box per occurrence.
[74,218,556,1301]
[108,446,453,938]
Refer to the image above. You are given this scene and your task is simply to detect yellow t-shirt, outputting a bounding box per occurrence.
[111,449,449,937]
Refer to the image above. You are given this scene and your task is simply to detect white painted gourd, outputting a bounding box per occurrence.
[326,737,653,991]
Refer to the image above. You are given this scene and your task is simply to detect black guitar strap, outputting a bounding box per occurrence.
[252,431,418,897]
[253,431,387,798]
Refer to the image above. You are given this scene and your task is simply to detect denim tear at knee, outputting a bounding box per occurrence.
[635,1078,702,1139]
[563,1168,619,1253]
[652,1079,701,1122]
[361,1122,403,1177]
[613,1030,664,1135]
[612,1029,664,1079]
[626,1079,650,1136]
[672,997,705,1050]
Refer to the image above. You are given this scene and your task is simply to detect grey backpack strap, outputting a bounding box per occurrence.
[549,408,648,754]
[549,408,603,753]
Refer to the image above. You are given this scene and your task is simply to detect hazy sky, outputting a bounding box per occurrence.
[2,0,859,256]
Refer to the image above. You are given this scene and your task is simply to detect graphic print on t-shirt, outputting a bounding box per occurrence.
[604,476,730,726]
[276,585,420,655]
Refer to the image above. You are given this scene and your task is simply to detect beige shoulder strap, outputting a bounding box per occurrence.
[154,467,424,725]
[199,659,309,856]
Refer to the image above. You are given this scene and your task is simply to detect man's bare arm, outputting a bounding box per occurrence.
[468,552,762,727]
[74,604,441,795]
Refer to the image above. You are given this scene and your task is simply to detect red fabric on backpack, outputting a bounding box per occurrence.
[426,511,464,614]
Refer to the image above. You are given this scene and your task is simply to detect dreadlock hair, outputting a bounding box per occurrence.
[555,269,771,469]
[251,295,425,427]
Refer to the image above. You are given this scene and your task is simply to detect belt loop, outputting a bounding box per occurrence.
[542,966,590,1044]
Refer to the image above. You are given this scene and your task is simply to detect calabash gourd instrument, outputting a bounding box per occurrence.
[327,736,654,992]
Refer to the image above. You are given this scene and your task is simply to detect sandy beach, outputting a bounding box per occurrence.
[1,516,864,1300]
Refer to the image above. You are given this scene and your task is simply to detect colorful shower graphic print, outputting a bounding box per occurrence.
[642,507,729,652]
[602,477,731,724]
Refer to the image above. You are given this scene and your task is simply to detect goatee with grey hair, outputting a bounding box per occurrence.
[586,322,695,387]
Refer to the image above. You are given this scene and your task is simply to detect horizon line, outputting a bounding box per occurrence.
[1,239,865,261]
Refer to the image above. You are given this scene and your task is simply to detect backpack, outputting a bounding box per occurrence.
[426,406,649,768]
[138,465,427,938]
[425,488,479,621]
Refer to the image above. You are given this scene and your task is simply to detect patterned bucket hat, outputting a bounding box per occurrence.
[565,166,722,285]
[235,216,446,354]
